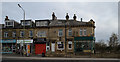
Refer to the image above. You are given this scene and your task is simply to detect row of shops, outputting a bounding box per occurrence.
[0,36,95,55]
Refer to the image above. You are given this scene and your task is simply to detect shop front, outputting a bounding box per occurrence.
[74,36,95,53]
[0,39,16,53]
[34,38,46,55]
[17,39,33,55]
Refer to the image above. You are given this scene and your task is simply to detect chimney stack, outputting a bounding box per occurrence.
[5,16,9,20]
[81,18,82,22]
[73,14,77,21]
[66,13,69,21]
[52,12,56,20]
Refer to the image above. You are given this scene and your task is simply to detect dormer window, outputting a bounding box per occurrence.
[36,21,48,26]
[21,21,31,26]
[5,21,14,27]
[58,21,62,24]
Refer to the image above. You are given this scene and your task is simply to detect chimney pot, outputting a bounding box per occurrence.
[81,18,82,22]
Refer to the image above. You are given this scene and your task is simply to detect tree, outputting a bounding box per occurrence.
[109,33,119,47]
[95,40,107,53]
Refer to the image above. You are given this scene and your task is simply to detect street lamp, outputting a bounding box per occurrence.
[18,4,25,56]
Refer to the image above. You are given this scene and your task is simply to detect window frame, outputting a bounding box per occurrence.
[12,31,16,38]
[20,31,24,37]
[4,32,8,38]
[68,41,72,49]
[58,29,63,37]
[5,21,14,26]
[29,30,33,37]
[68,29,72,36]
[80,29,83,36]
[83,28,87,36]
[57,42,64,50]
[37,31,46,37]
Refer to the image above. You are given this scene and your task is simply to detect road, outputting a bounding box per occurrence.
[2,56,120,62]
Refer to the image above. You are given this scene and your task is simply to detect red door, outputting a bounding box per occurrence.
[35,44,46,54]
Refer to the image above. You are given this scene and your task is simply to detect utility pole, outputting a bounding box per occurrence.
[65,13,69,57]
[18,4,25,56]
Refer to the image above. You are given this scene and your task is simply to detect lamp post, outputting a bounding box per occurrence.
[18,4,25,56]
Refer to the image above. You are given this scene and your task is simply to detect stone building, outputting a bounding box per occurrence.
[1,13,95,56]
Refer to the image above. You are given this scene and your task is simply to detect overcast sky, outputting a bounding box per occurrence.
[1,2,118,43]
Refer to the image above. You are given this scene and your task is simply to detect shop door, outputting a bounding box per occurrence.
[51,43,55,52]
[35,44,46,54]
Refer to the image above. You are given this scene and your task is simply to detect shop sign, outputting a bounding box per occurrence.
[0,40,16,43]
[17,40,33,43]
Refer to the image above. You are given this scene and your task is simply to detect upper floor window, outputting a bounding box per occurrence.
[12,32,16,38]
[83,29,87,36]
[37,31,46,37]
[36,21,48,26]
[22,21,30,26]
[5,21,13,26]
[4,32,8,38]
[58,29,63,37]
[29,30,33,37]
[68,29,72,36]
[80,29,83,36]
[20,31,24,37]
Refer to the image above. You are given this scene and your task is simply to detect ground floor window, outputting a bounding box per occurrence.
[2,43,16,53]
[75,41,92,52]
[68,41,72,49]
[57,42,64,50]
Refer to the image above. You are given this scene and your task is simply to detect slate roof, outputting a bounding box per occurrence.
[49,19,93,27]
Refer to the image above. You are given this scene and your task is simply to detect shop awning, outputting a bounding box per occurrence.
[0,40,16,43]
[74,36,95,41]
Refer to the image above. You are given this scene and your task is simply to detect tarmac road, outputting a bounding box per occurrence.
[2,56,120,62]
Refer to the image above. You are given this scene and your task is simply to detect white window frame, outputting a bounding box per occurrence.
[37,31,46,37]
[29,30,33,37]
[12,32,16,38]
[36,22,40,26]
[68,41,72,49]
[36,21,48,26]
[20,31,24,37]
[5,21,14,27]
[83,29,87,36]
[80,29,83,36]
[4,32,8,38]
[57,41,64,50]
[22,21,30,26]
[58,29,63,37]
[68,29,72,36]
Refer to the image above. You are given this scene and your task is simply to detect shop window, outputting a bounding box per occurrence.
[80,29,83,36]
[4,32,8,38]
[68,29,72,36]
[68,41,72,49]
[12,32,16,38]
[29,30,33,37]
[58,29,63,37]
[57,42,64,50]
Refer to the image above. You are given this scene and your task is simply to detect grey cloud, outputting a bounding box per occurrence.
[2,2,118,42]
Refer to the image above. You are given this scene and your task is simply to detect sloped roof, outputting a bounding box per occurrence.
[49,19,89,27]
